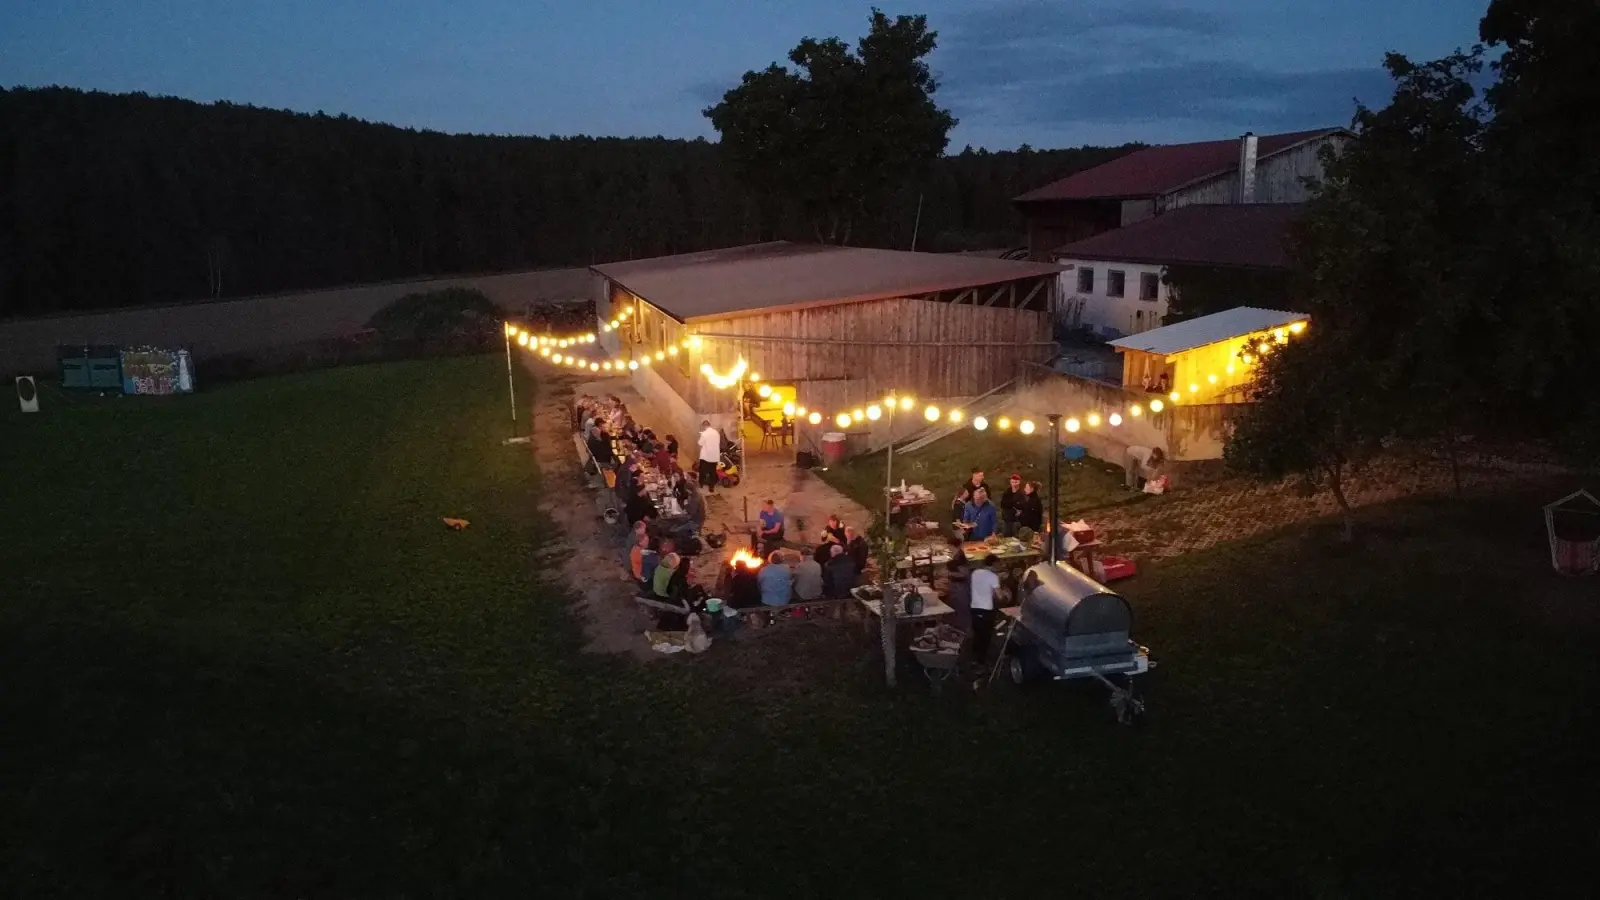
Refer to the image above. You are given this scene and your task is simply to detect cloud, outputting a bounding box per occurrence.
[937,0,1392,137]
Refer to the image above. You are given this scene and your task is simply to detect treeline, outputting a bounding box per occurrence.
[0,87,1132,317]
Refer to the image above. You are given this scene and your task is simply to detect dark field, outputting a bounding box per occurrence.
[2,356,1595,899]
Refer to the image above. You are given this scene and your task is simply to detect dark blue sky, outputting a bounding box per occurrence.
[2,0,1490,149]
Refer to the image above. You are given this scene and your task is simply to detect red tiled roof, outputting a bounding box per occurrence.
[1015,128,1341,203]
[1051,204,1303,270]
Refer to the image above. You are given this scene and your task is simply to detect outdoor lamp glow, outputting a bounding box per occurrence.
[504,323,516,336]
[1019,419,1035,435]
[551,353,562,364]
[540,347,550,357]
[602,362,612,371]
[809,411,822,425]
[688,336,703,349]
[590,363,599,371]
[883,394,897,409]
[1150,399,1165,413]
[1086,413,1100,427]
[1258,341,1271,354]
[782,402,795,416]
[758,384,773,398]
[1189,383,1199,393]
[748,372,760,382]
[667,346,678,356]
[1225,364,1235,375]
[924,405,940,422]
[796,405,807,417]
[1207,374,1218,384]
[1289,321,1306,334]
[948,409,963,424]
[972,416,988,431]
[899,396,914,411]
[1065,418,1080,432]
[1170,391,1181,402]
[851,408,864,422]
[640,355,652,365]
[585,333,595,342]
[602,324,612,332]
[655,351,665,361]
[628,360,639,370]
[1109,413,1123,426]
[866,404,882,421]
[516,333,529,347]
[700,363,713,375]
[1129,404,1142,416]
[997,416,1011,430]
[836,412,851,428]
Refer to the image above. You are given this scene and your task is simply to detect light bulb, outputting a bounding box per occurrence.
[628,361,639,370]
[851,408,864,422]
[1189,383,1199,393]
[782,402,795,416]
[972,416,988,431]
[1109,413,1122,426]
[948,410,963,424]
[796,406,807,417]
[883,394,897,409]
[809,412,822,425]
[585,333,595,342]
[667,346,678,356]
[924,406,940,422]
[1065,418,1080,432]
[1150,399,1164,413]
[748,372,760,382]
[997,416,1011,430]
[1170,391,1181,402]
[1207,374,1218,384]
[866,404,882,421]
[1290,321,1306,334]
[1087,413,1100,427]
[517,333,529,347]
[590,362,599,371]
[758,384,772,398]
[504,323,516,336]
[1129,404,1141,416]
[540,347,550,357]
[836,413,851,428]
[899,397,914,411]
[602,324,611,333]
[1019,419,1035,435]
[688,336,703,349]
[603,362,612,371]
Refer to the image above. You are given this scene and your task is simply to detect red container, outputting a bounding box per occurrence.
[821,431,848,466]
[1069,527,1096,545]
[1099,554,1137,582]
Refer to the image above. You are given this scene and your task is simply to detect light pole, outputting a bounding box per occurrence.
[1047,414,1061,565]
[503,325,518,434]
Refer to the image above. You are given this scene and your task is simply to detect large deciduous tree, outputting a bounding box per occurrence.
[703,9,956,244]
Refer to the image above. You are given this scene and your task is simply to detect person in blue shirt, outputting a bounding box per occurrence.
[757,499,785,555]
[758,551,793,606]
[958,487,999,541]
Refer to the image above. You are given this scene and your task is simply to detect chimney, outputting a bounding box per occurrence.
[1236,132,1258,203]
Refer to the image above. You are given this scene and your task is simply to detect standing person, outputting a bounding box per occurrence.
[958,487,999,541]
[968,555,1001,668]
[697,420,721,493]
[999,474,1025,537]
[944,555,973,634]
[960,468,986,500]
[1018,481,1045,534]
[844,526,870,574]
[758,499,785,555]
[792,550,824,602]
[949,487,971,531]
[1123,446,1166,490]
[629,531,651,589]
[758,551,793,607]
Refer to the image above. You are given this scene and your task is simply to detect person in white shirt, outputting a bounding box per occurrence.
[696,420,722,493]
[1123,445,1166,490]
[968,555,1002,666]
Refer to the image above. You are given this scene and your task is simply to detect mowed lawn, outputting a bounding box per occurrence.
[2,355,1596,899]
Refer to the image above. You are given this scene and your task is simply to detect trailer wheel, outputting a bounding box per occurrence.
[1008,651,1037,685]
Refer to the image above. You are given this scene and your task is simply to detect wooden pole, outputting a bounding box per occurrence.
[503,327,518,432]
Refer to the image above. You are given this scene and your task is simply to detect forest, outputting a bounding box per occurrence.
[0,87,1132,317]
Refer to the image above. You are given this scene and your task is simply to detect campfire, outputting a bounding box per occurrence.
[728,547,764,569]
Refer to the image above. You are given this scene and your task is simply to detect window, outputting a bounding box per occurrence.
[1140,272,1160,302]
[1076,267,1094,293]
[1107,270,1126,297]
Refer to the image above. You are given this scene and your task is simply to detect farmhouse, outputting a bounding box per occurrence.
[590,242,1061,451]
[1014,128,1344,260]
[1053,203,1302,339]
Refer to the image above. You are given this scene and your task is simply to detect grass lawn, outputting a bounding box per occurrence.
[817,425,1136,524]
[2,356,1596,898]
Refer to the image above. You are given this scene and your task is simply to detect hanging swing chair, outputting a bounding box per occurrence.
[1543,489,1600,576]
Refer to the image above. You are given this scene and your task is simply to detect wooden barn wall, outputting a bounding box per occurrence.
[689,287,1053,407]
[1254,137,1342,202]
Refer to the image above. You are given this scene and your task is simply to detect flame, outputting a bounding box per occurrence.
[729,547,764,569]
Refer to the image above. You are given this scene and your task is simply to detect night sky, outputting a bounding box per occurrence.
[2,0,1490,149]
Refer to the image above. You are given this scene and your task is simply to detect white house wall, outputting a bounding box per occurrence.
[1057,258,1170,340]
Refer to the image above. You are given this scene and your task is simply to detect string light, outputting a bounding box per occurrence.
[505,323,517,337]
[1207,374,1218,385]
[851,408,864,423]
[782,402,795,416]
[517,333,530,347]
[1150,399,1164,413]
[667,346,678,356]
[973,416,989,431]
[627,360,639,370]
[997,416,1011,430]
[899,396,914,411]
[924,405,940,422]
[1086,413,1101,427]
[1109,413,1123,426]
[1289,321,1306,334]
[1170,391,1182,403]
[836,413,851,428]
[866,404,882,421]
[1019,419,1035,435]
[688,336,703,349]
[948,410,963,424]
[1066,418,1080,432]
[589,362,599,372]
[809,412,823,425]
[758,384,773,399]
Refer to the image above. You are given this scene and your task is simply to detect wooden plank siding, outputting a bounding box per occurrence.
[603,275,1056,443]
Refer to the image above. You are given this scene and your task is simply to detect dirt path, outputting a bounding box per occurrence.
[523,364,874,657]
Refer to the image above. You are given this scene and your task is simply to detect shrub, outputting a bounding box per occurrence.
[366,288,501,345]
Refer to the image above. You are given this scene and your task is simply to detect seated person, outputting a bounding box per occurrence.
[824,514,847,546]
[629,532,652,590]
[758,551,793,607]
[758,499,785,553]
[957,487,999,541]
[844,526,870,573]
[813,529,840,567]
[792,551,824,602]
[652,553,682,603]
[825,544,858,599]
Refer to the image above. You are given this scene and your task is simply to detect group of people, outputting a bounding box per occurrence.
[950,468,1046,540]
[750,505,869,606]
[575,393,698,529]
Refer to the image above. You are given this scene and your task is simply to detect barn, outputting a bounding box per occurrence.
[590,242,1062,453]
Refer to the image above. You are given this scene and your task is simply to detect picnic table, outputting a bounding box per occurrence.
[885,486,936,528]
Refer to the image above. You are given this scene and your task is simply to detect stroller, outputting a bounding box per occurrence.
[717,428,742,487]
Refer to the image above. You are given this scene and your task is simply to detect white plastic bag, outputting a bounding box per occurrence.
[684,612,712,653]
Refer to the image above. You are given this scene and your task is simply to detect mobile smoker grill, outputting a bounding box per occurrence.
[1005,562,1154,724]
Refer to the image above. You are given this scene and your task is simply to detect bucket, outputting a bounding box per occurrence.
[822,431,848,466]
[706,598,723,614]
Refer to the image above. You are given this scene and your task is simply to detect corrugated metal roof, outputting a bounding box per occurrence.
[1053,204,1302,270]
[1107,307,1308,356]
[592,242,1062,322]
[1015,128,1341,203]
